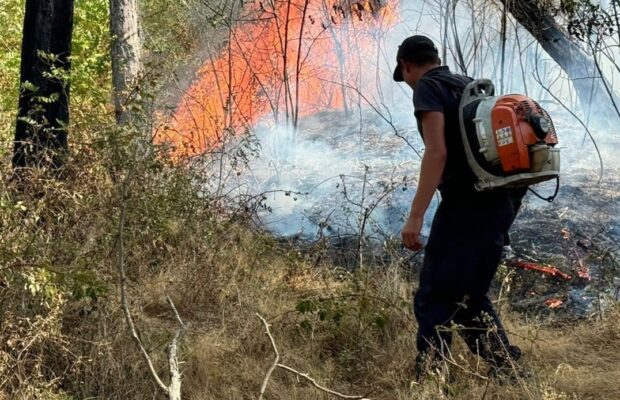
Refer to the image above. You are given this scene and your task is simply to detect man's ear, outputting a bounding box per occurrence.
[401,60,412,75]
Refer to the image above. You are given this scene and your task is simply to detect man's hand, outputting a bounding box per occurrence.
[402,216,424,251]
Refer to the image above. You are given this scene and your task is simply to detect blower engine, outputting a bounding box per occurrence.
[459,79,560,191]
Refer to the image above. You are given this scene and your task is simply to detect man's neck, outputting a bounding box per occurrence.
[421,64,442,76]
[412,64,443,88]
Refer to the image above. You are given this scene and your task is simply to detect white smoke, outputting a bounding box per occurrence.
[219,112,433,241]
[207,0,620,241]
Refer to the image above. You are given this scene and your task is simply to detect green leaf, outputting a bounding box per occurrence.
[296,299,317,314]
[299,319,312,332]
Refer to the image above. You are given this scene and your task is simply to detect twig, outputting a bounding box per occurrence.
[588,34,620,120]
[317,78,422,159]
[275,363,370,399]
[256,313,370,399]
[257,314,280,400]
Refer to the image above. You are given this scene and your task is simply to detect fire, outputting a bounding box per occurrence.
[545,298,564,309]
[156,0,400,157]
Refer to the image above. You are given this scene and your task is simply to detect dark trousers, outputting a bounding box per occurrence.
[504,187,528,246]
[414,192,517,365]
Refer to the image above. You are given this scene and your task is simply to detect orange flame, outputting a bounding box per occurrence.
[157,0,399,157]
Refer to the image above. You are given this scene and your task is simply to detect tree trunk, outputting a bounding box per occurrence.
[109,0,143,124]
[500,0,620,119]
[13,0,74,169]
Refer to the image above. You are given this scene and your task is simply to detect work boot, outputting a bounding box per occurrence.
[412,354,452,399]
[504,344,522,361]
[413,352,450,384]
[487,345,531,384]
[488,361,533,384]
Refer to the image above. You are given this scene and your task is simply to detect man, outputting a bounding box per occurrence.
[393,35,522,380]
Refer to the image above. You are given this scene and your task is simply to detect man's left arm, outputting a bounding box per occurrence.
[402,111,447,251]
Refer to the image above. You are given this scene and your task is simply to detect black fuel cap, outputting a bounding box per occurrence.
[530,114,550,141]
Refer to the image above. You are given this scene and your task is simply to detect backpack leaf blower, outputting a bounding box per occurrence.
[458,79,560,194]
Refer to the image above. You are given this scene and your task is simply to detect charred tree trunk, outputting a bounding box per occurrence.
[13,0,74,170]
[109,0,143,124]
[500,0,620,119]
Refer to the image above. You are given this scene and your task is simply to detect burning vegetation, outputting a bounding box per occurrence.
[158,0,399,155]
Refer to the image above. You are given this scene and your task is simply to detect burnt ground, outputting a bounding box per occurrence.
[502,170,620,319]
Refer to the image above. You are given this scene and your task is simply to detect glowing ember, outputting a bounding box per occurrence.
[576,264,591,280]
[511,260,573,281]
[545,298,564,308]
[157,0,400,156]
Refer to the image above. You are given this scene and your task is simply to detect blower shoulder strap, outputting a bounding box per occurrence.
[425,73,472,90]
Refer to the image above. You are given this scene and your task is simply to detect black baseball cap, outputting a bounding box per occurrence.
[393,35,439,82]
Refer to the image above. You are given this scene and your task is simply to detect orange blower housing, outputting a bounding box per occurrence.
[491,95,559,173]
[458,79,560,191]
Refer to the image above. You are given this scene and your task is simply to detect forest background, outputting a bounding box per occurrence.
[0,0,619,399]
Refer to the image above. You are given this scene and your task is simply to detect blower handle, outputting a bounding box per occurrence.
[462,79,495,105]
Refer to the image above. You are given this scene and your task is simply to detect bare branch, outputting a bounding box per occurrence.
[532,52,604,183]
[256,313,280,400]
[166,295,189,400]
[275,363,371,399]
[166,295,188,332]
[318,78,422,159]
[256,313,371,400]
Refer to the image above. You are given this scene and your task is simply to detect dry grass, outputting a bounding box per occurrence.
[0,140,618,400]
[127,223,618,400]
[172,252,620,400]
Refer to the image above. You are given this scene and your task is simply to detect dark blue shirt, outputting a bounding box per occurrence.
[413,66,478,198]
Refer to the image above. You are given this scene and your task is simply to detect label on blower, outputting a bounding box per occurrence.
[495,126,514,147]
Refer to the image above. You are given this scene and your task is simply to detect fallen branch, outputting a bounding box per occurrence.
[508,260,572,281]
[257,314,280,400]
[512,294,565,310]
[256,313,371,400]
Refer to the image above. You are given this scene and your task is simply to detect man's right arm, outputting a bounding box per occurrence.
[402,111,447,251]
